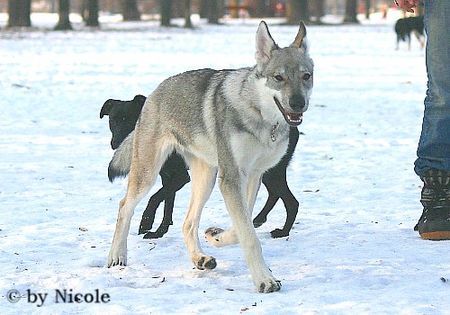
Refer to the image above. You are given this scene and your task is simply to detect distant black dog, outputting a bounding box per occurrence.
[100,95,300,238]
[394,16,425,50]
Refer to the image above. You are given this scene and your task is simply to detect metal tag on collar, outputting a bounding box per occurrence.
[271,122,280,142]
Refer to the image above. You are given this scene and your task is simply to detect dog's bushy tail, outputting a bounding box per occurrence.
[108,131,134,182]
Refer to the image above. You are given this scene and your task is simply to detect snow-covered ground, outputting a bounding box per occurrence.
[1,11,449,314]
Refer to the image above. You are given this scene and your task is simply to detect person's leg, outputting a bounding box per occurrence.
[414,0,450,240]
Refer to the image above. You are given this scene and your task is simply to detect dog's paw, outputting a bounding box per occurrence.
[138,218,153,235]
[252,216,267,228]
[204,227,225,247]
[270,228,289,238]
[257,278,282,293]
[142,231,160,239]
[193,255,217,270]
[107,245,127,267]
[138,225,149,235]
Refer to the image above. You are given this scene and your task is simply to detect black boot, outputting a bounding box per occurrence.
[415,169,450,240]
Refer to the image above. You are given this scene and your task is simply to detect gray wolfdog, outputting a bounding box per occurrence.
[107,21,314,293]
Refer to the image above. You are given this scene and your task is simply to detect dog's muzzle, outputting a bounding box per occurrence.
[273,96,304,127]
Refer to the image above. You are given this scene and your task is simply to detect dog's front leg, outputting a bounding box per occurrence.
[182,157,218,270]
[205,172,261,247]
[217,170,281,293]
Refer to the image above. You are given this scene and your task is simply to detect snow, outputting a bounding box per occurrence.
[1,11,449,314]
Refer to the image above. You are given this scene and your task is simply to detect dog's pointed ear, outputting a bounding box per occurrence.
[290,21,308,52]
[255,21,278,70]
[133,94,147,108]
[100,100,113,118]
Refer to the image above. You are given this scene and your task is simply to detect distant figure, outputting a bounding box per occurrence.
[394,16,425,50]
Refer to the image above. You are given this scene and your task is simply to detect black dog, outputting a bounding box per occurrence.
[394,16,425,50]
[100,95,300,238]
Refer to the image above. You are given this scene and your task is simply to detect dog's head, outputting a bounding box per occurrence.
[255,21,314,127]
[100,94,146,149]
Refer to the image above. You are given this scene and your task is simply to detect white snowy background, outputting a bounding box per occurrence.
[1,10,449,314]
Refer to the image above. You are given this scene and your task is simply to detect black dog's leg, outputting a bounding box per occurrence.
[143,191,176,239]
[253,194,279,228]
[255,172,299,238]
[253,127,300,238]
[138,187,167,235]
[270,182,299,238]
[139,153,190,239]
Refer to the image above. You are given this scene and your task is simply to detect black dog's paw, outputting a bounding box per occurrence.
[142,231,162,239]
[138,226,148,235]
[252,214,268,228]
[270,228,289,238]
[138,218,153,235]
[253,219,266,228]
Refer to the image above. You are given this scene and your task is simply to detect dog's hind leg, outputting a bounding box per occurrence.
[141,190,175,239]
[182,157,217,270]
[138,186,166,235]
[139,162,190,238]
[107,136,173,267]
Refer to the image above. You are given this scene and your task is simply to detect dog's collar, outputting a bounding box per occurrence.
[270,122,280,142]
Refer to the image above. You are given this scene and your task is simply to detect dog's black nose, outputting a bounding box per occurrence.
[289,94,306,112]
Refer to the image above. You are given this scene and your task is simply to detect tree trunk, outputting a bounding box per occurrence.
[184,0,192,28]
[80,0,88,21]
[253,0,266,18]
[86,0,99,27]
[287,0,309,25]
[160,0,172,27]
[311,0,324,23]
[55,0,73,30]
[365,0,371,19]
[229,0,238,18]
[208,0,220,24]
[121,0,141,21]
[199,0,208,18]
[7,0,31,27]
[344,0,359,23]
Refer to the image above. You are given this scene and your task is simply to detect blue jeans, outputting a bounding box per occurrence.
[414,0,450,177]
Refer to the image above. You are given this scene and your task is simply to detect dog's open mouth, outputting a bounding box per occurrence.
[273,97,303,127]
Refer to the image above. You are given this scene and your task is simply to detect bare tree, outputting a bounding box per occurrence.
[86,0,99,27]
[253,0,267,17]
[365,0,371,19]
[311,0,324,23]
[121,0,141,21]
[7,0,31,27]
[200,0,221,24]
[287,0,310,24]
[184,0,192,28]
[54,0,73,30]
[344,0,359,23]
[160,0,172,27]
[208,0,221,24]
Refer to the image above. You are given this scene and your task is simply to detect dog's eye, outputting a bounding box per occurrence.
[274,75,284,82]
[303,73,311,81]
